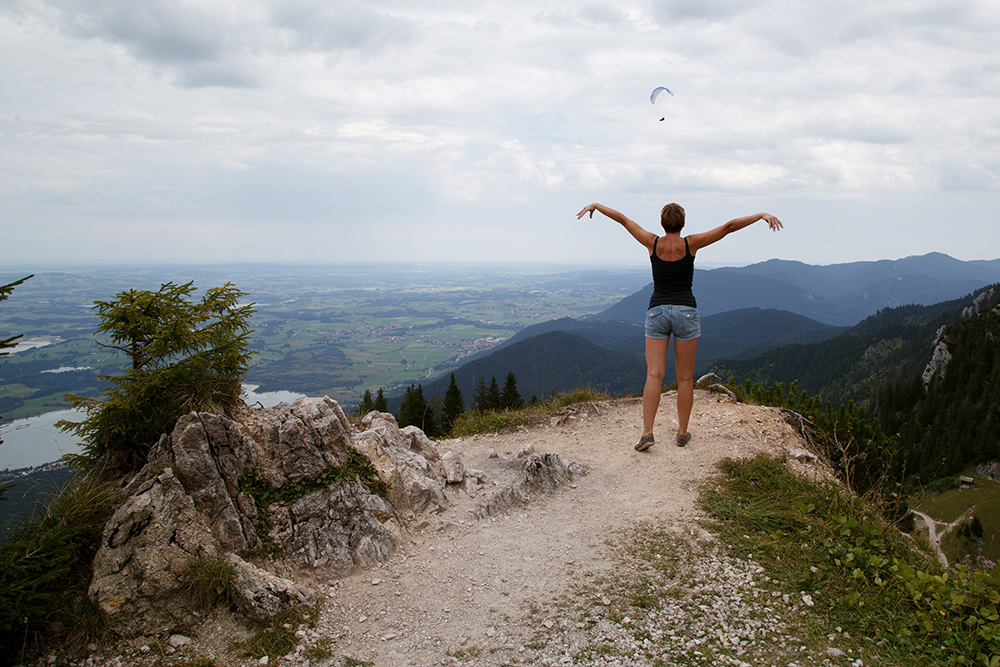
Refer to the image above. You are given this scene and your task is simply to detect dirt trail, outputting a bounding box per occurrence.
[307,390,811,666]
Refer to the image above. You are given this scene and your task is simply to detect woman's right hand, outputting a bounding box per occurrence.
[761,213,783,231]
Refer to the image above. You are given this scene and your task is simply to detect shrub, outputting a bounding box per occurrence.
[926,476,960,494]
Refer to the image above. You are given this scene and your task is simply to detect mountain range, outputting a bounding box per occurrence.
[592,252,1000,327]
[408,253,1000,409]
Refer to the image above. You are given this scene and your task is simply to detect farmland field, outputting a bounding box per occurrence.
[0,263,648,419]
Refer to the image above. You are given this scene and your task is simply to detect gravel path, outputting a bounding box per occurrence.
[297,391,829,667]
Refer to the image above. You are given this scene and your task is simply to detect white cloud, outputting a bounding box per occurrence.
[1,0,998,268]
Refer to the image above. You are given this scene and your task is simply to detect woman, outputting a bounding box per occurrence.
[577,202,783,451]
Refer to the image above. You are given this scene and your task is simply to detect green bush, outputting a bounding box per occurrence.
[926,476,960,494]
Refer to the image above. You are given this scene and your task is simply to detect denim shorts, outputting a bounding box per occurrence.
[644,304,701,341]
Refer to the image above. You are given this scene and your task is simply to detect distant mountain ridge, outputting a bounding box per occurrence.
[404,308,842,410]
[590,252,1000,327]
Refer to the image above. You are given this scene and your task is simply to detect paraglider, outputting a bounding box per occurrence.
[650,86,673,103]
[650,86,673,121]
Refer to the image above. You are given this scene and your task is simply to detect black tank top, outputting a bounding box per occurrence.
[648,237,696,309]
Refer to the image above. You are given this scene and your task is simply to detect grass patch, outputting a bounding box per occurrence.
[341,658,375,667]
[700,454,1000,667]
[449,409,532,437]
[236,604,318,660]
[915,474,1000,563]
[175,659,218,667]
[180,556,236,610]
[514,454,998,667]
[449,387,614,437]
[0,472,119,666]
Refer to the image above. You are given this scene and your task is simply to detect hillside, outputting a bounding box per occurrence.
[708,287,993,406]
[409,308,840,411]
[71,391,847,667]
[874,285,1000,481]
[400,330,645,410]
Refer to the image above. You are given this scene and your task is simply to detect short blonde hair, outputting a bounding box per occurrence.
[660,203,685,233]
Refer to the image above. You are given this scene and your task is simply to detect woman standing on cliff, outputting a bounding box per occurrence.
[577,202,783,451]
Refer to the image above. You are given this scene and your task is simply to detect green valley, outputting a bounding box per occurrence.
[0,264,648,420]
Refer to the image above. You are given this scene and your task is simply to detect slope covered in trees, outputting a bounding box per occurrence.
[398,330,644,415]
[873,286,1000,481]
[707,292,981,407]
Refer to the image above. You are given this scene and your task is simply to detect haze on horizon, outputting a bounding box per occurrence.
[2,0,999,269]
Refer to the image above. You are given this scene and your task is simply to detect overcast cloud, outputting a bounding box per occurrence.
[2,0,998,268]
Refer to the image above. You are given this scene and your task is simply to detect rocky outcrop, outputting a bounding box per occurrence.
[473,453,587,520]
[353,411,449,517]
[89,397,451,637]
[922,325,952,388]
[89,467,222,636]
[961,286,997,319]
[976,461,1000,483]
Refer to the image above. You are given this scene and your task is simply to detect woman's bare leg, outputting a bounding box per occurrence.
[673,337,699,436]
[643,337,670,437]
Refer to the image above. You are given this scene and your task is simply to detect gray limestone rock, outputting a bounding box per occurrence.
[224,553,317,621]
[89,468,219,636]
[442,450,465,484]
[354,411,449,515]
[90,396,443,637]
[473,453,587,520]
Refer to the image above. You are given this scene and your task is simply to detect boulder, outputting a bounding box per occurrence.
[473,453,587,520]
[164,412,261,553]
[246,397,355,484]
[89,468,220,636]
[269,481,401,573]
[90,396,448,637]
[442,450,465,484]
[354,411,449,515]
[224,553,316,621]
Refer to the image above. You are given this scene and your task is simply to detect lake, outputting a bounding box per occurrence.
[0,385,308,471]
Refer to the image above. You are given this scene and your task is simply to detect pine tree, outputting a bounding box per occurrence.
[487,376,502,412]
[441,373,465,433]
[501,372,523,411]
[59,281,255,474]
[399,385,417,427]
[399,384,437,436]
[374,388,388,412]
[473,377,489,412]
[357,389,375,417]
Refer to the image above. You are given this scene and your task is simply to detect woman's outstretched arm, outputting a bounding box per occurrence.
[577,203,657,251]
[687,212,783,253]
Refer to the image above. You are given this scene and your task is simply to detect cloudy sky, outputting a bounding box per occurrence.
[2,0,998,268]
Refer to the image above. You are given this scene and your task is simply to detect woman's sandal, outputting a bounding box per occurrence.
[676,431,692,447]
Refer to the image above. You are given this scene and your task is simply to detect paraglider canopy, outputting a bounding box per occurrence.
[650,86,673,121]
[650,86,673,104]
